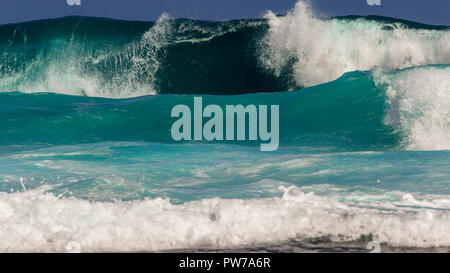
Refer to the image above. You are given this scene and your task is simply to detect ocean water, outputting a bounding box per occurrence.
[0,2,449,252]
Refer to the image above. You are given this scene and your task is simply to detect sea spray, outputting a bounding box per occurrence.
[171,97,279,151]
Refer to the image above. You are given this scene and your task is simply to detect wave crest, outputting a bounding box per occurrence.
[260,1,450,87]
[374,65,450,150]
[1,186,450,252]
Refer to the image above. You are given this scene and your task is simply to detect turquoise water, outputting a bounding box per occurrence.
[0,2,449,252]
[2,142,449,202]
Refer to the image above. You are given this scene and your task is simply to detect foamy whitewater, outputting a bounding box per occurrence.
[0,1,449,252]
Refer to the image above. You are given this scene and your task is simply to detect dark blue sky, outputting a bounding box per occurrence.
[0,0,449,25]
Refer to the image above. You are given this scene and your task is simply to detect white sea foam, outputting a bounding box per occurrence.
[0,14,262,98]
[1,186,450,252]
[0,14,175,98]
[260,1,450,87]
[374,66,450,150]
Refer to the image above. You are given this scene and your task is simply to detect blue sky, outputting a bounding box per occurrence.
[0,0,449,25]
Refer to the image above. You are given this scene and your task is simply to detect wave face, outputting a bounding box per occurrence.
[0,3,449,97]
[0,70,397,150]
